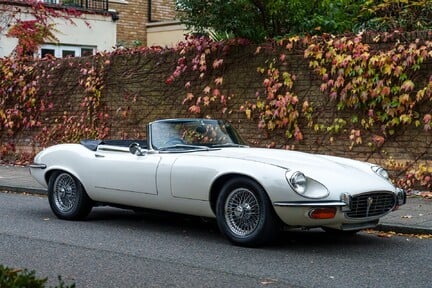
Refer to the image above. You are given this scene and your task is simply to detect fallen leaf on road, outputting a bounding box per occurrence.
[415,191,432,199]
[367,229,432,239]
[261,279,277,285]
[376,231,394,238]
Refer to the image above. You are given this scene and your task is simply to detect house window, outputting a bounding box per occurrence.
[38,44,96,58]
[62,50,75,57]
[41,49,55,58]
[81,48,94,57]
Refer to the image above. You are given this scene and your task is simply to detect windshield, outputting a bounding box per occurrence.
[150,119,247,150]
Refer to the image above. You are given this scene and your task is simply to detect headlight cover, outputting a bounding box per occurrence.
[288,171,307,194]
[285,171,329,199]
[372,166,390,180]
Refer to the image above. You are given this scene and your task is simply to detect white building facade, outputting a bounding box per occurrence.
[0,0,117,58]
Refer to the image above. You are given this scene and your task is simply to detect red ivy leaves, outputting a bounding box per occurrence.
[7,19,57,57]
[0,56,46,135]
[305,33,432,140]
[36,56,111,146]
[168,35,250,117]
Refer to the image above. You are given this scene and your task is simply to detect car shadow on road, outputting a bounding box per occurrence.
[83,206,408,251]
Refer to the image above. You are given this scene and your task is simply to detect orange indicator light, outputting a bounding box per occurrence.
[309,207,337,219]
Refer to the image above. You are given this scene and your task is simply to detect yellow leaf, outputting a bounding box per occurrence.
[245,109,251,119]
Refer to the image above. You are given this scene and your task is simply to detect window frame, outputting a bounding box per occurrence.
[38,44,96,58]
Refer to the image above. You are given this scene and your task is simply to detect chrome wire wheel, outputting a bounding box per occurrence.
[224,187,260,237]
[53,173,78,213]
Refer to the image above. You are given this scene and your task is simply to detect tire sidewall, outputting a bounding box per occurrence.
[48,171,91,220]
[216,177,278,247]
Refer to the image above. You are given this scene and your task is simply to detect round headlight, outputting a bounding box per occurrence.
[372,166,389,180]
[288,171,307,194]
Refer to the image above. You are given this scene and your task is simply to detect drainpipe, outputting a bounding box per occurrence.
[148,0,154,22]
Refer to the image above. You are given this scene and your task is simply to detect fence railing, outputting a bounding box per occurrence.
[52,0,109,12]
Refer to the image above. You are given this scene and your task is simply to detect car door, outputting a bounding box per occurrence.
[89,148,161,196]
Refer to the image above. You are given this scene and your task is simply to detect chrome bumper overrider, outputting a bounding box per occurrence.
[29,163,47,169]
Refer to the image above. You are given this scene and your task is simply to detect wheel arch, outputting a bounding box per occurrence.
[44,168,90,196]
[209,173,267,215]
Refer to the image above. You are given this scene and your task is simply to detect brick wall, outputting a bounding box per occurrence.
[4,33,432,170]
[110,0,149,47]
[111,0,177,47]
[150,0,176,21]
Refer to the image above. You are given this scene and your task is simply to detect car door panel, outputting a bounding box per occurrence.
[89,149,161,198]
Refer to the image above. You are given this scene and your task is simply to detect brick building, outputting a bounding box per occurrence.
[0,0,187,58]
[111,0,188,47]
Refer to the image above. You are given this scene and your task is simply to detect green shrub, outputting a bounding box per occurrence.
[0,265,75,288]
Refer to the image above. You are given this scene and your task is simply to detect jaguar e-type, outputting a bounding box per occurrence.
[30,118,406,246]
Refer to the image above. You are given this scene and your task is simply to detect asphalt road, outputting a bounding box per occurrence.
[1,192,431,288]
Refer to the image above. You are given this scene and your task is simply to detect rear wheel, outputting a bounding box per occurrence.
[48,171,93,220]
[216,177,279,247]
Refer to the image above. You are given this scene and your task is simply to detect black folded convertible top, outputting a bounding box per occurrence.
[80,140,147,151]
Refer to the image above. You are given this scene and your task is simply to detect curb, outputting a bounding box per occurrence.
[375,223,432,235]
[0,185,47,195]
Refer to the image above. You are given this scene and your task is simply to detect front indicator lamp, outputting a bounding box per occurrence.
[309,208,337,219]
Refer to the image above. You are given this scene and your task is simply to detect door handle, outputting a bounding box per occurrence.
[95,154,105,158]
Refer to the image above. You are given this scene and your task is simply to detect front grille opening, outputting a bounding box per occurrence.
[346,192,396,218]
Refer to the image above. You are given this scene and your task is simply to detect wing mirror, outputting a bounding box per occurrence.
[129,142,146,156]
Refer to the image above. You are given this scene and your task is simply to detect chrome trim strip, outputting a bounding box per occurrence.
[28,163,47,169]
[273,201,347,207]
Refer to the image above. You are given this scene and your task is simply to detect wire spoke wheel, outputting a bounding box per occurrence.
[53,173,78,213]
[48,171,93,220]
[216,177,279,247]
[225,188,260,237]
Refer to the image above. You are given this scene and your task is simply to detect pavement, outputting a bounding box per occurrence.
[0,164,431,235]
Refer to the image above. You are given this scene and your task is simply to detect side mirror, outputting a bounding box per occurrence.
[129,142,146,156]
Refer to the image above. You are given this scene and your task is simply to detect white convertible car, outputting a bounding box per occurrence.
[30,118,406,246]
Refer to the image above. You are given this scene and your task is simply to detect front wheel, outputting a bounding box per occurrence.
[216,177,279,247]
[48,171,93,220]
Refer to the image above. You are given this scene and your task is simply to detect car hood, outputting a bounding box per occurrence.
[201,147,395,193]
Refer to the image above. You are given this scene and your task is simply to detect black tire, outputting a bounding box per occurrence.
[216,177,279,247]
[48,171,93,220]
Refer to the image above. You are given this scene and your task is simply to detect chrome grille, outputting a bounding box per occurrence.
[346,192,396,218]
